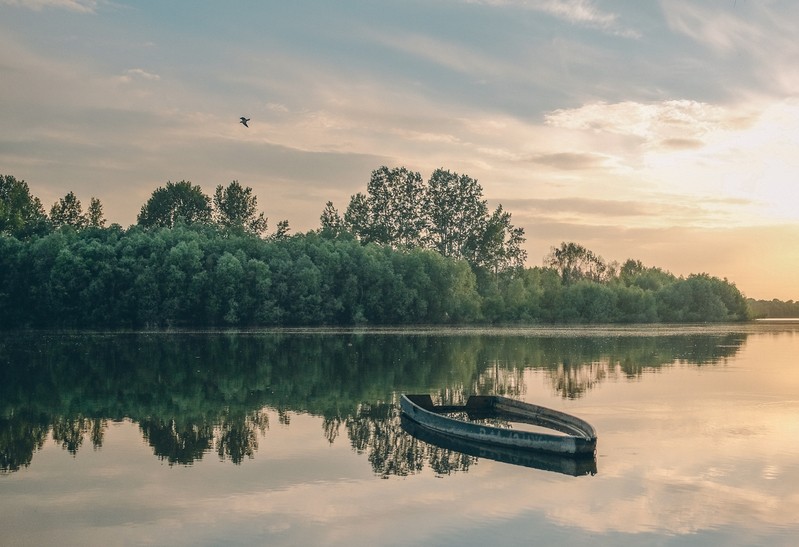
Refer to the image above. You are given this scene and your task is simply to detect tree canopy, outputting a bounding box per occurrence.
[137,180,212,228]
[213,180,268,235]
[0,171,755,328]
[338,166,527,273]
[0,174,49,239]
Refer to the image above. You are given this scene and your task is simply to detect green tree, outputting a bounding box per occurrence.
[86,197,106,228]
[50,191,86,229]
[137,180,212,228]
[271,219,290,241]
[544,242,612,285]
[423,168,487,260]
[345,166,427,247]
[213,180,267,235]
[319,201,344,237]
[0,174,49,238]
[474,204,527,274]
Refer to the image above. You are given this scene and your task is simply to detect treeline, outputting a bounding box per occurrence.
[0,225,751,327]
[0,171,752,327]
[747,298,799,318]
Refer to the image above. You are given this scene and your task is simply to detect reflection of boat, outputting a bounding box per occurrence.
[401,415,597,476]
[400,394,597,456]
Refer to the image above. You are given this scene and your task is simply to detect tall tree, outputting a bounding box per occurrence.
[544,242,612,284]
[319,201,344,237]
[212,180,267,235]
[423,168,489,261]
[50,191,86,229]
[86,197,106,228]
[0,174,49,238]
[342,166,526,273]
[271,219,290,240]
[137,180,212,228]
[475,205,527,274]
[345,166,426,247]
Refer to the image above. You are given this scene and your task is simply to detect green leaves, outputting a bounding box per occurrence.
[0,174,49,239]
[137,180,212,228]
[339,166,526,273]
[213,180,267,235]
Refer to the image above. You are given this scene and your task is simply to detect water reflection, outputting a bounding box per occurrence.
[0,330,746,474]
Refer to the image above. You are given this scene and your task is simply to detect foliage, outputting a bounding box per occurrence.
[137,180,212,228]
[339,166,526,273]
[213,180,267,235]
[747,298,799,318]
[0,174,49,239]
[0,173,754,327]
[47,192,107,231]
[87,197,106,228]
[545,242,616,284]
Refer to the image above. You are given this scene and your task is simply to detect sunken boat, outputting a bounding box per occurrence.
[400,394,597,456]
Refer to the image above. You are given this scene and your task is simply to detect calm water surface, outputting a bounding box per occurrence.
[2,324,798,546]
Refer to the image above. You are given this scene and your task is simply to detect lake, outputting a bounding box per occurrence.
[2,324,799,546]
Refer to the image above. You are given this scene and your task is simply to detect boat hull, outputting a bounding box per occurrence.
[400,394,597,456]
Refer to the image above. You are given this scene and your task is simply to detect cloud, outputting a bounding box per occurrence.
[544,100,736,148]
[1,0,99,12]
[116,68,161,84]
[661,1,799,95]
[525,152,608,170]
[662,1,765,54]
[464,0,640,38]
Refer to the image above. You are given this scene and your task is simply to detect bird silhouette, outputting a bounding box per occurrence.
[240,117,250,127]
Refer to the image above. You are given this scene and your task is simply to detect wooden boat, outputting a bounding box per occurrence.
[400,394,597,456]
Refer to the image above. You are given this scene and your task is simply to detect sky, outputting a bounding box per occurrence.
[1,0,797,300]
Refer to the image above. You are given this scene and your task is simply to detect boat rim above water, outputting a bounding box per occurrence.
[400,394,597,456]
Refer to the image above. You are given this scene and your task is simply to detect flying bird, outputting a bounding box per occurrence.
[240,117,250,127]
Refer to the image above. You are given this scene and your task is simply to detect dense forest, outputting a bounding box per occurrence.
[747,298,799,318]
[1,171,752,328]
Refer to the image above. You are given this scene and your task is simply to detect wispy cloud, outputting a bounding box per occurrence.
[117,68,161,83]
[662,1,763,54]
[464,0,640,38]
[1,0,99,12]
[544,100,749,149]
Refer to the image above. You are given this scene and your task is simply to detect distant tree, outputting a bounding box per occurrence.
[86,197,106,228]
[319,201,344,237]
[474,204,527,274]
[345,166,426,247]
[137,180,212,228]
[423,168,488,261]
[747,298,799,318]
[50,191,86,229]
[343,166,526,274]
[544,242,612,284]
[343,192,372,241]
[619,258,674,291]
[0,174,49,238]
[212,180,267,235]
[271,219,290,240]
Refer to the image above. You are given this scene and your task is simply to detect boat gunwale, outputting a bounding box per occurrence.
[400,394,597,455]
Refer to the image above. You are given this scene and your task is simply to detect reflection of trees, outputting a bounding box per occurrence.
[542,334,746,398]
[0,413,49,473]
[139,410,270,466]
[216,410,269,464]
[51,415,106,454]
[139,419,215,465]
[345,401,474,477]
[0,330,748,472]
